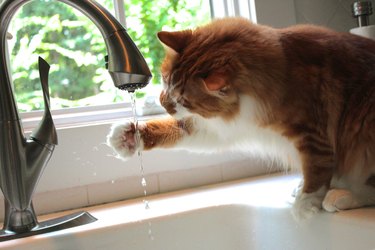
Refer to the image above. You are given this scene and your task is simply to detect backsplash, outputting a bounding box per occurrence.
[294,0,375,32]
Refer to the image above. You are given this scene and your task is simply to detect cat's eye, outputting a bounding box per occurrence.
[200,73,209,79]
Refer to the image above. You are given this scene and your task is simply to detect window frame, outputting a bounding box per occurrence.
[210,0,257,21]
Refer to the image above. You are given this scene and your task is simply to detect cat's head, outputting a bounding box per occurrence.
[157,19,254,120]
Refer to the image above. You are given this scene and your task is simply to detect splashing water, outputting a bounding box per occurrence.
[130,93,150,210]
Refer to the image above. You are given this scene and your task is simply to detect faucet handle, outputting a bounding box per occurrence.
[30,57,58,146]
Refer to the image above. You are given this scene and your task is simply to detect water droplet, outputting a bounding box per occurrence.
[143,199,150,209]
[141,177,147,187]
[148,222,154,240]
[111,180,115,184]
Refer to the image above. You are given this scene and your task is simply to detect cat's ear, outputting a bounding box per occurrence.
[203,73,228,92]
[157,30,192,53]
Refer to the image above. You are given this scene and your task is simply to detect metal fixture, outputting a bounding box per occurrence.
[352,1,373,27]
[0,0,151,241]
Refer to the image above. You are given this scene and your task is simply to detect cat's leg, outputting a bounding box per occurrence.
[292,183,328,220]
[292,139,335,220]
[107,117,192,159]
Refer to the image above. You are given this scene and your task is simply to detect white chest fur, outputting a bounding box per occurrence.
[178,95,302,170]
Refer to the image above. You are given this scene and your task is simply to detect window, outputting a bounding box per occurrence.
[6,0,254,130]
[6,0,210,123]
[210,0,256,21]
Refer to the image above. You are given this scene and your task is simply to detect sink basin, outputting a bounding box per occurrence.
[2,174,375,250]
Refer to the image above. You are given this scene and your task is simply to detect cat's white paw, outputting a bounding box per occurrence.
[107,120,144,159]
[322,189,361,212]
[292,186,326,220]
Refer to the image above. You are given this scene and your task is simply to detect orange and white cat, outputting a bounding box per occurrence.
[107,18,375,219]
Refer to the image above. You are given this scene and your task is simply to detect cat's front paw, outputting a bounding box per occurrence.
[107,120,144,159]
[292,186,326,220]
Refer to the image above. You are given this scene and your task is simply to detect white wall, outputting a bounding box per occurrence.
[256,0,375,32]
[254,0,297,27]
[294,0,375,32]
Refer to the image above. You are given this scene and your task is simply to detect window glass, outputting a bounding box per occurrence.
[7,0,211,112]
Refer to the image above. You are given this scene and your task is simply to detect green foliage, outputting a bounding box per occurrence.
[124,0,209,84]
[8,0,210,112]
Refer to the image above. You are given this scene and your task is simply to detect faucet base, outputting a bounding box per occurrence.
[0,211,97,242]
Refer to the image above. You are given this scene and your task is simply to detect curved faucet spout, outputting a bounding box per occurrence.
[0,0,150,238]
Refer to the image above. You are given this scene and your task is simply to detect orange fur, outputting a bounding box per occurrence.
[141,117,194,150]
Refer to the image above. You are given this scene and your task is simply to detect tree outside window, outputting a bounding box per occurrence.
[7,0,210,112]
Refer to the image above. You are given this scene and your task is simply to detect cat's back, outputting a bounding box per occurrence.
[278,24,375,67]
[206,18,375,72]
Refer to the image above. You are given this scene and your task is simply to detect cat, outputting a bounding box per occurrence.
[107,17,375,220]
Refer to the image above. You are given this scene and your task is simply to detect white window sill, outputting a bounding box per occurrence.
[21,95,166,132]
[21,102,133,132]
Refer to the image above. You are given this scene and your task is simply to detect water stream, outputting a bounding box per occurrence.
[130,93,150,210]
[129,92,154,240]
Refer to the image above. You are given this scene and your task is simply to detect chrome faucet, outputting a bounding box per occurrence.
[0,0,151,241]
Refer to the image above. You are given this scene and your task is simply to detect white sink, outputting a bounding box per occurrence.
[2,174,375,250]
